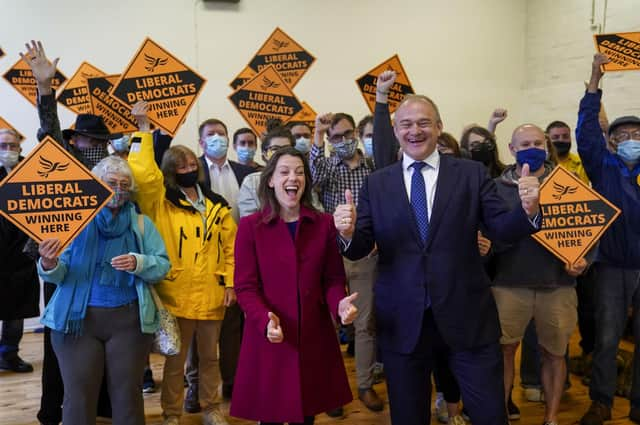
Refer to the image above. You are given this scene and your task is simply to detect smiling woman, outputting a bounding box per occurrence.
[232,146,358,424]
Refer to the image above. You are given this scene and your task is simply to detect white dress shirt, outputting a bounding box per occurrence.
[205,156,240,223]
[402,150,440,221]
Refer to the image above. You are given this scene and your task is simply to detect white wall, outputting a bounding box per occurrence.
[0,0,527,158]
[522,0,640,153]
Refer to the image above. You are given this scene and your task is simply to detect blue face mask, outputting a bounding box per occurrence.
[111,135,130,153]
[333,139,358,160]
[295,137,311,154]
[617,140,640,164]
[515,147,546,172]
[362,137,373,157]
[236,145,256,163]
[204,134,228,159]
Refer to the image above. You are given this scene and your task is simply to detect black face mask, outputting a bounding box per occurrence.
[470,143,494,165]
[175,170,198,188]
[552,141,571,157]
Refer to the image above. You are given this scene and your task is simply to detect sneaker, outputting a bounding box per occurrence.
[630,406,640,424]
[507,395,520,421]
[203,409,229,425]
[434,392,448,423]
[0,354,34,373]
[524,387,544,402]
[162,416,179,425]
[580,401,611,425]
[142,368,156,393]
[449,416,466,425]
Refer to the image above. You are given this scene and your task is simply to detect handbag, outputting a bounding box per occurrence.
[149,285,181,356]
[138,214,181,356]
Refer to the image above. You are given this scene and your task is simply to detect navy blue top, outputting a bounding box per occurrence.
[577,91,640,268]
[286,221,298,240]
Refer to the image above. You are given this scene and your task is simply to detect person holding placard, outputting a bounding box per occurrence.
[578,53,640,425]
[36,156,170,425]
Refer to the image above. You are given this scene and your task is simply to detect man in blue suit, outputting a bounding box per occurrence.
[333,90,541,425]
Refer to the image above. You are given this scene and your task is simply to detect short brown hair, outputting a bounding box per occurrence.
[160,145,204,189]
[437,132,461,157]
[198,118,228,138]
[258,147,316,222]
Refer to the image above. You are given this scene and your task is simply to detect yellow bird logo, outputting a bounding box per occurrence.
[260,76,280,91]
[552,182,578,200]
[37,156,69,178]
[144,54,169,72]
[271,39,289,51]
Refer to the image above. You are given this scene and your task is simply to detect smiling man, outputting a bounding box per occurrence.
[335,93,543,425]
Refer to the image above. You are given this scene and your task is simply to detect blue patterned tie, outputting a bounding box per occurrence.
[410,161,429,242]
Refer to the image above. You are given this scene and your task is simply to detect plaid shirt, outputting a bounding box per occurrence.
[309,144,373,214]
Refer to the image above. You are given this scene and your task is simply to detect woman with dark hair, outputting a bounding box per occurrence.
[437,132,462,157]
[231,147,358,425]
[460,126,507,178]
[128,105,237,425]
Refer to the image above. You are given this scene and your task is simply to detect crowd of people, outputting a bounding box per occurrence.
[1,39,640,425]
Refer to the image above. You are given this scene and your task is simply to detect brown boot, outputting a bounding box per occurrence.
[580,401,611,425]
[358,388,384,412]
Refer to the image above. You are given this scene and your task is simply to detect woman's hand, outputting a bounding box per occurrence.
[38,238,61,270]
[338,292,359,325]
[266,312,284,343]
[224,288,237,307]
[111,254,137,272]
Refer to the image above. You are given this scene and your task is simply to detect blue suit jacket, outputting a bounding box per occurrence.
[344,154,538,354]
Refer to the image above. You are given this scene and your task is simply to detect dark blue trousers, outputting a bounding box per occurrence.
[381,310,507,425]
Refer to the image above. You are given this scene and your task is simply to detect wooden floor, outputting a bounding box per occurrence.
[0,330,635,425]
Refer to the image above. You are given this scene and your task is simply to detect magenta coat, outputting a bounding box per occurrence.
[230,206,353,423]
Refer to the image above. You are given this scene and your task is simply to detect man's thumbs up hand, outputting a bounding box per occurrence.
[333,189,357,240]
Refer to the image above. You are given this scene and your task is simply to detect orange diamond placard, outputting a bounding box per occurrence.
[0,136,113,252]
[594,32,640,71]
[0,116,26,142]
[229,65,303,137]
[245,27,315,88]
[356,54,415,114]
[3,58,67,106]
[88,75,138,134]
[286,101,317,136]
[57,62,106,115]
[533,166,620,265]
[110,38,207,136]
[230,65,257,90]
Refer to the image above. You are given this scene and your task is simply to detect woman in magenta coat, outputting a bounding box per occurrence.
[231,146,358,424]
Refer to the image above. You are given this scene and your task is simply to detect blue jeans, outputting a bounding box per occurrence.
[590,263,640,408]
[0,319,24,357]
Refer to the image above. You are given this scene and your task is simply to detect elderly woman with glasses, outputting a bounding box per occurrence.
[37,155,171,425]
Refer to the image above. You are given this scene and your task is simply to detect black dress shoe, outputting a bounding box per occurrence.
[326,406,343,417]
[0,354,34,373]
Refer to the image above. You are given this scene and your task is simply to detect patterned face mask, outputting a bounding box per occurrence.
[106,187,131,208]
[79,144,109,168]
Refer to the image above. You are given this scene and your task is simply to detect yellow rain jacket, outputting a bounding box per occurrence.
[128,131,236,320]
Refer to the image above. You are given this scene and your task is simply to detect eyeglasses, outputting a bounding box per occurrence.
[0,142,20,151]
[328,129,355,144]
[104,179,131,191]
[612,130,640,143]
